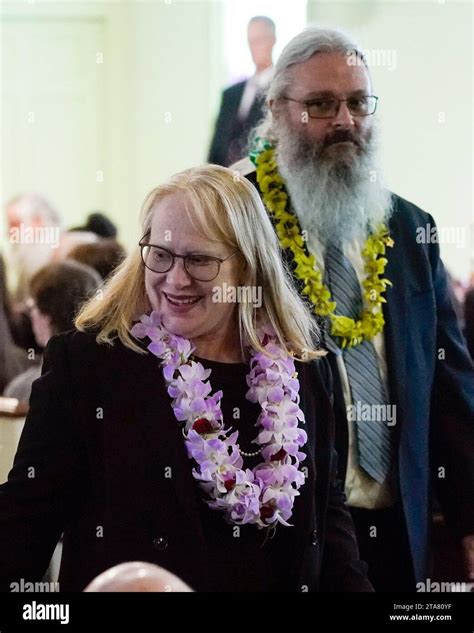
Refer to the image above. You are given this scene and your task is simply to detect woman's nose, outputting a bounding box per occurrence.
[165,256,192,286]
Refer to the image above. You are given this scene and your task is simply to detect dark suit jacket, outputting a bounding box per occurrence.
[246,170,474,584]
[464,287,474,360]
[0,330,372,592]
[208,80,266,166]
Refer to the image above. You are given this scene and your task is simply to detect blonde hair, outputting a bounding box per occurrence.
[75,165,323,360]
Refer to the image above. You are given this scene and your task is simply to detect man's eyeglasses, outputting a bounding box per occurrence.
[139,236,238,282]
[280,95,379,119]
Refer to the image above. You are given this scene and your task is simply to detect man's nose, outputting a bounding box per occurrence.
[332,101,355,128]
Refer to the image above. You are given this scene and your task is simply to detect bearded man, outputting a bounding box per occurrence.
[234,27,474,592]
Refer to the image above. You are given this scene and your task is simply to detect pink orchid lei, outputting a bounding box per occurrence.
[131,311,308,529]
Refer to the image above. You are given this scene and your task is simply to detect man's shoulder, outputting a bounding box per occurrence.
[390,193,433,227]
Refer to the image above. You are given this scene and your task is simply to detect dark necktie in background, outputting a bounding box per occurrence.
[324,241,393,484]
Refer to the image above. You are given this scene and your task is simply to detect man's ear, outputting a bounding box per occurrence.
[268,99,279,122]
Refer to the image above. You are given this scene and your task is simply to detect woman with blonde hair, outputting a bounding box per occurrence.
[0,165,371,592]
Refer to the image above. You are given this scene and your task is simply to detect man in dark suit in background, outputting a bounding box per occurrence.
[208,16,276,167]
[235,26,474,591]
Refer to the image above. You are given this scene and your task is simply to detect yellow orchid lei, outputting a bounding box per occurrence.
[252,144,394,349]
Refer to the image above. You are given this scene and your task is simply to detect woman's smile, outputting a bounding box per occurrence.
[162,290,204,312]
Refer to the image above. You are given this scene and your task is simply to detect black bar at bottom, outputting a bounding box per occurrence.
[0,592,472,633]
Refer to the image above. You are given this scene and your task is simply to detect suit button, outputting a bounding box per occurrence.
[311,529,319,546]
[152,536,168,551]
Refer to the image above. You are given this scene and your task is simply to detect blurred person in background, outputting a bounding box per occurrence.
[6,193,62,305]
[445,270,466,327]
[5,194,101,351]
[50,230,99,263]
[68,239,126,281]
[70,211,118,240]
[208,16,276,167]
[0,254,29,394]
[3,260,101,403]
[84,562,193,592]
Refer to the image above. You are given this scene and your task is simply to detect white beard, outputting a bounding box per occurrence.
[275,119,393,246]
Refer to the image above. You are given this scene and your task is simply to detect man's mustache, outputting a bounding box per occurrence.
[323,130,362,148]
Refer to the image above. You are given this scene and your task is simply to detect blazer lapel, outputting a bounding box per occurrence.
[384,210,408,427]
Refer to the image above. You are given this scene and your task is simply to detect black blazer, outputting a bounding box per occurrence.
[208,80,266,166]
[246,169,474,584]
[0,331,372,592]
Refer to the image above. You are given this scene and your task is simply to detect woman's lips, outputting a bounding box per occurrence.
[163,291,203,312]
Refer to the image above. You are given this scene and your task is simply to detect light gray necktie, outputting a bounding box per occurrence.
[324,241,393,484]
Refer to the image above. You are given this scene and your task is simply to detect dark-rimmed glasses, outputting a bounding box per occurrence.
[139,236,238,282]
[280,95,378,118]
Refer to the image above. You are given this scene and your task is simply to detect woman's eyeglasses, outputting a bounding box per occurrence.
[139,237,237,282]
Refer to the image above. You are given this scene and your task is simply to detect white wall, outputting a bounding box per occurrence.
[125,0,224,219]
[307,0,473,282]
[1,7,107,226]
